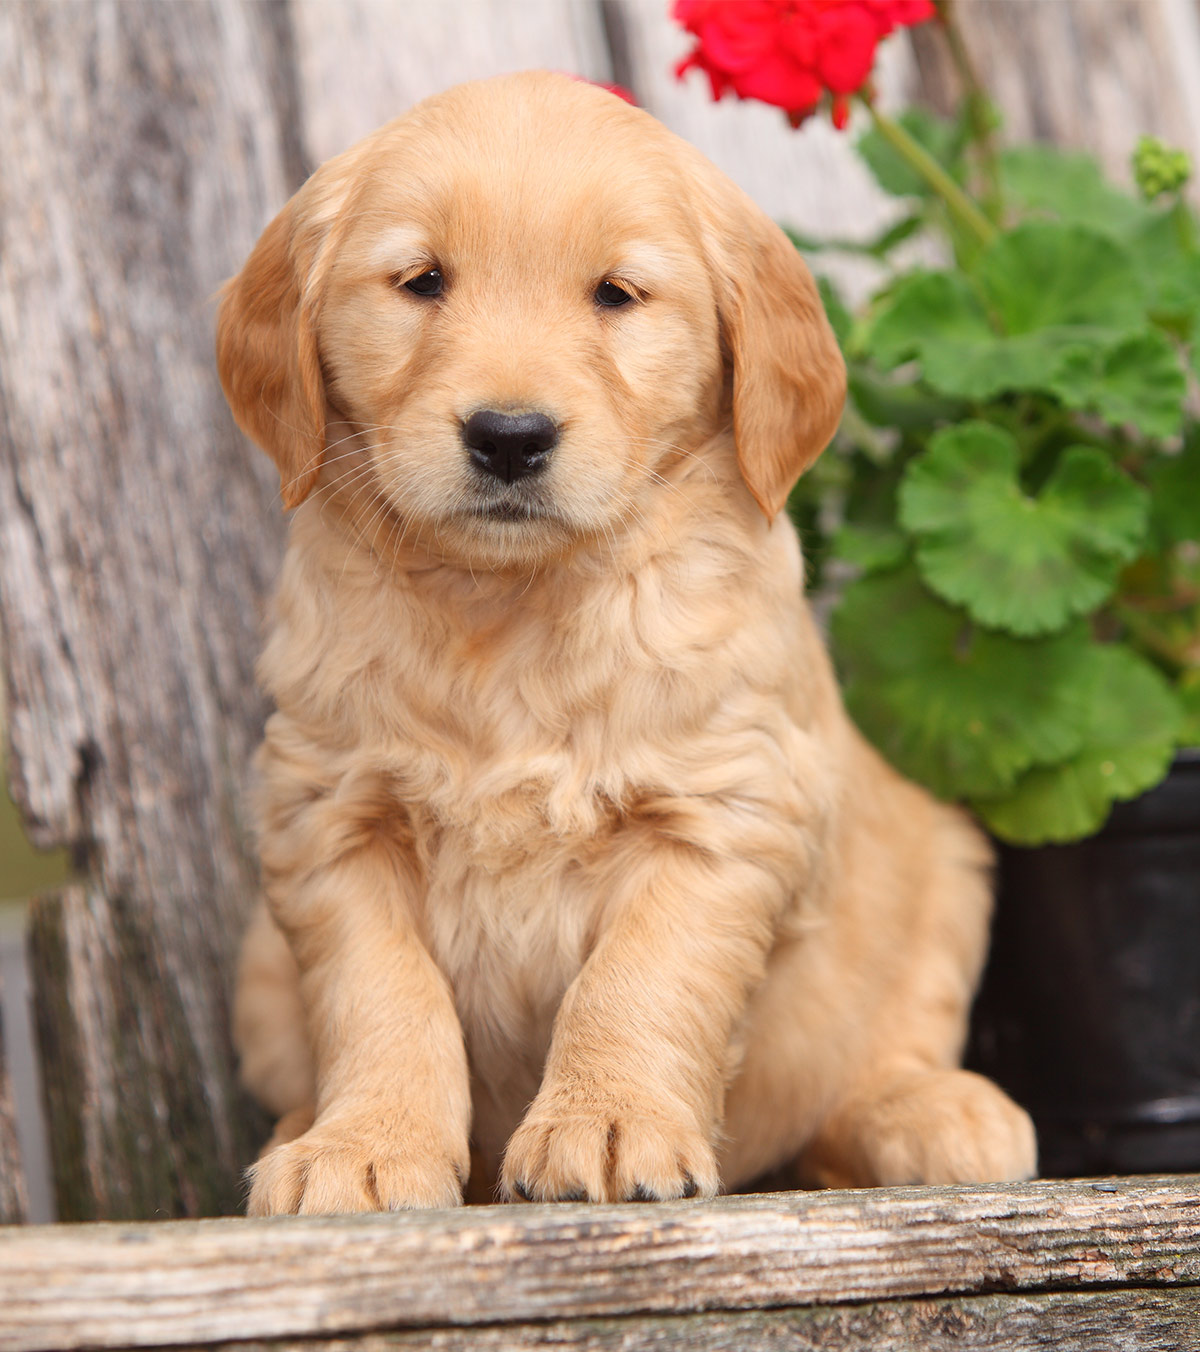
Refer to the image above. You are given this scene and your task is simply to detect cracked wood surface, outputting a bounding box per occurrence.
[0,972,27,1224]
[0,1177,1197,1352]
[170,1289,1200,1352]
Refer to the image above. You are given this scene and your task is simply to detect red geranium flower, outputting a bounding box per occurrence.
[674,0,936,129]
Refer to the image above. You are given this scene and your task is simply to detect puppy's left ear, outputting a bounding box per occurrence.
[216,155,355,509]
[698,174,847,519]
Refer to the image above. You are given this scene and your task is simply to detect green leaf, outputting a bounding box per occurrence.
[832,522,909,574]
[858,107,964,199]
[832,566,1090,799]
[864,224,1150,404]
[1047,329,1187,439]
[999,145,1150,239]
[1124,204,1200,323]
[919,329,1103,404]
[864,270,987,371]
[1000,144,1200,324]
[976,646,1182,844]
[787,215,925,261]
[899,423,1149,636]
[847,369,966,431]
[975,222,1147,335]
[1145,426,1200,545]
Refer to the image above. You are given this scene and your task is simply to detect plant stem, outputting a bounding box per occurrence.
[862,100,996,248]
[934,0,1004,223]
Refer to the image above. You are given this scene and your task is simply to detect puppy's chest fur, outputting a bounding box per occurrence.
[381,565,746,1024]
[264,511,811,1128]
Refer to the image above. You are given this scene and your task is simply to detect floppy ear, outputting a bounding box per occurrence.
[216,172,345,509]
[697,173,847,519]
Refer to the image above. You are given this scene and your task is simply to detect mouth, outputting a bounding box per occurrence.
[460,493,559,524]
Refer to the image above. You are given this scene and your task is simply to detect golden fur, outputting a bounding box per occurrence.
[218,72,1035,1214]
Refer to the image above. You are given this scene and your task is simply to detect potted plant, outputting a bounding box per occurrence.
[674,0,1200,1174]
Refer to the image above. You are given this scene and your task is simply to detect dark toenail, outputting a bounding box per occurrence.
[681,1174,698,1198]
[513,1179,532,1201]
[560,1188,587,1202]
[631,1184,655,1202]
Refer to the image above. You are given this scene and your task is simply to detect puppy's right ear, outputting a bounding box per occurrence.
[217,175,343,509]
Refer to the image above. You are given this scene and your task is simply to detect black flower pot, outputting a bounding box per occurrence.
[968,750,1200,1177]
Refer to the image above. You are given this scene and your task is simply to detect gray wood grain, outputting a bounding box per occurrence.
[290,0,614,166]
[0,1177,1196,1351]
[169,1288,1200,1352]
[911,0,1200,192]
[0,967,28,1225]
[0,0,297,1219]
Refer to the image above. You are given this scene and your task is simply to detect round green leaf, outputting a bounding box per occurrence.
[865,272,1102,403]
[899,423,1149,637]
[975,222,1147,335]
[1125,205,1200,321]
[919,329,1100,403]
[999,145,1150,239]
[832,522,909,575]
[864,271,989,371]
[863,225,1151,404]
[831,566,1090,800]
[976,646,1182,844]
[1047,329,1187,439]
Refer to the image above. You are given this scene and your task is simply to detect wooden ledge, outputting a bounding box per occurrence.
[0,1176,1197,1351]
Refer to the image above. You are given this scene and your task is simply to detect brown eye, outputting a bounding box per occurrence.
[595,280,633,307]
[404,268,443,297]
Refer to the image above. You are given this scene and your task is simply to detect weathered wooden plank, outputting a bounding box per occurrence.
[0,1178,1196,1352]
[290,0,613,166]
[910,0,1200,190]
[170,1288,1200,1352]
[0,0,298,1219]
[0,960,28,1225]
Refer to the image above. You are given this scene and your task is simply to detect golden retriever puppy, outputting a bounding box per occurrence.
[218,71,1035,1214]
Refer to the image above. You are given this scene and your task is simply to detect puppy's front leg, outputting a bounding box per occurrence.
[502,842,782,1203]
[249,836,471,1216]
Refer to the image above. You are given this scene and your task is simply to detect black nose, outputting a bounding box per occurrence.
[462,410,558,483]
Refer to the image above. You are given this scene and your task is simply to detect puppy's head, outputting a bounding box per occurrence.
[217,72,844,567]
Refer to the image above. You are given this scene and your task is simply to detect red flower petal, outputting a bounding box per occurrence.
[673,0,936,123]
[814,4,881,93]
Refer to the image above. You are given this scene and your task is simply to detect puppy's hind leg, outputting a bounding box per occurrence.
[798,1062,1036,1188]
[233,901,316,1127]
[798,798,1036,1189]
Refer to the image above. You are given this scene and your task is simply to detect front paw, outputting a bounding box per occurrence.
[247,1113,468,1215]
[501,1086,719,1203]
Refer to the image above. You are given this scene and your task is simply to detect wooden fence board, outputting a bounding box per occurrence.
[0,1177,1196,1352]
[912,0,1200,191]
[0,968,27,1225]
[0,0,298,1219]
[291,0,613,167]
[168,1288,1200,1352]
